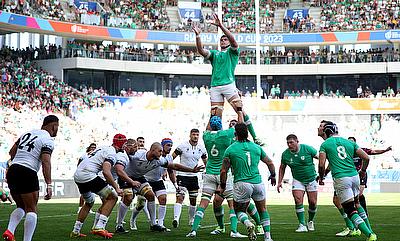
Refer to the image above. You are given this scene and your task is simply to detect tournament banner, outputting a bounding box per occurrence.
[285,9,309,19]
[0,11,396,45]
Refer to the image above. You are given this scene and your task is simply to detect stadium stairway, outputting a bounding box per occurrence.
[273,8,286,32]
[166,6,180,30]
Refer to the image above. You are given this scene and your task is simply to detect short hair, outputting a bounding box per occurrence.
[348,137,356,142]
[86,143,96,152]
[42,115,59,126]
[235,123,248,141]
[137,137,145,141]
[126,139,136,145]
[150,142,162,150]
[323,121,338,137]
[220,35,228,40]
[190,128,200,134]
[286,134,298,141]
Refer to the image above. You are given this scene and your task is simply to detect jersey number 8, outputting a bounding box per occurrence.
[336,146,347,160]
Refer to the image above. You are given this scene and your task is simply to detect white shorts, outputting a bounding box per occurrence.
[292,179,318,192]
[210,82,238,103]
[202,173,233,199]
[233,181,265,203]
[333,175,360,204]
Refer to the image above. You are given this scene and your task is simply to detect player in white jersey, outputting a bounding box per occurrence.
[117,142,204,232]
[114,138,141,234]
[172,129,207,228]
[77,143,97,214]
[129,138,177,231]
[3,115,59,241]
[70,134,129,239]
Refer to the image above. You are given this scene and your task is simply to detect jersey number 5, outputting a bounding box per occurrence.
[18,133,38,152]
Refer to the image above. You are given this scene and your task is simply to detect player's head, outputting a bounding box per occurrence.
[149,142,163,159]
[161,138,173,154]
[220,35,230,50]
[348,137,357,143]
[322,121,338,139]
[113,134,127,152]
[136,137,145,149]
[286,134,299,152]
[42,115,59,137]
[318,120,336,138]
[209,116,222,131]
[0,188,8,202]
[229,119,238,128]
[190,128,200,143]
[86,143,97,153]
[235,123,249,142]
[124,138,137,155]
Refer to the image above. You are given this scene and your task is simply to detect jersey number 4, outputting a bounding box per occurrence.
[18,133,38,152]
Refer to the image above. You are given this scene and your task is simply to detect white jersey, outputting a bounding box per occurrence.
[125,150,169,178]
[145,154,173,182]
[174,141,207,177]
[12,129,54,172]
[74,146,117,183]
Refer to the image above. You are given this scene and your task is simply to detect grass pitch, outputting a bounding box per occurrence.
[0,201,399,241]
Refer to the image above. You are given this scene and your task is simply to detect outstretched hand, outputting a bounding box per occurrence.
[192,23,201,36]
[211,13,222,27]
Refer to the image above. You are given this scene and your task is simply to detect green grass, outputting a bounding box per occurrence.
[0,203,399,241]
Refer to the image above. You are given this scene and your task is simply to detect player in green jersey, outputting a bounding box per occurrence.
[278,134,318,232]
[186,110,246,238]
[192,13,263,146]
[318,121,377,241]
[220,123,276,241]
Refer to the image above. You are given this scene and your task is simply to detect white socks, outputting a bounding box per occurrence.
[23,212,37,241]
[158,205,167,227]
[92,212,101,229]
[147,201,157,225]
[73,221,83,233]
[174,203,182,221]
[8,208,25,233]
[94,214,109,230]
[117,202,129,226]
[189,205,196,223]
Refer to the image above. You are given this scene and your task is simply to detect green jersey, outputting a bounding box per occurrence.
[281,144,317,184]
[319,136,359,179]
[208,47,239,87]
[203,128,235,175]
[224,141,266,184]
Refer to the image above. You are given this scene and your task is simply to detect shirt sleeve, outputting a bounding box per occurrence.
[260,146,266,160]
[319,142,327,153]
[174,144,184,156]
[104,148,116,166]
[115,153,128,167]
[207,50,217,61]
[308,145,318,157]
[228,46,239,56]
[41,137,54,155]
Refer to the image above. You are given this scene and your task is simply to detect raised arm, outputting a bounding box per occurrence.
[211,13,238,49]
[192,23,210,58]
[370,146,392,155]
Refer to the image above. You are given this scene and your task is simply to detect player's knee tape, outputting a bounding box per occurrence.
[211,105,224,111]
[176,186,188,196]
[201,192,212,201]
[229,98,243,111]
[82,192,95,205]
[136,195,147,208]
[139,185,152,197]
[189,190,198,198]
[123,188,133,196]
[97,185,115,200]
[342,201,357,218]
